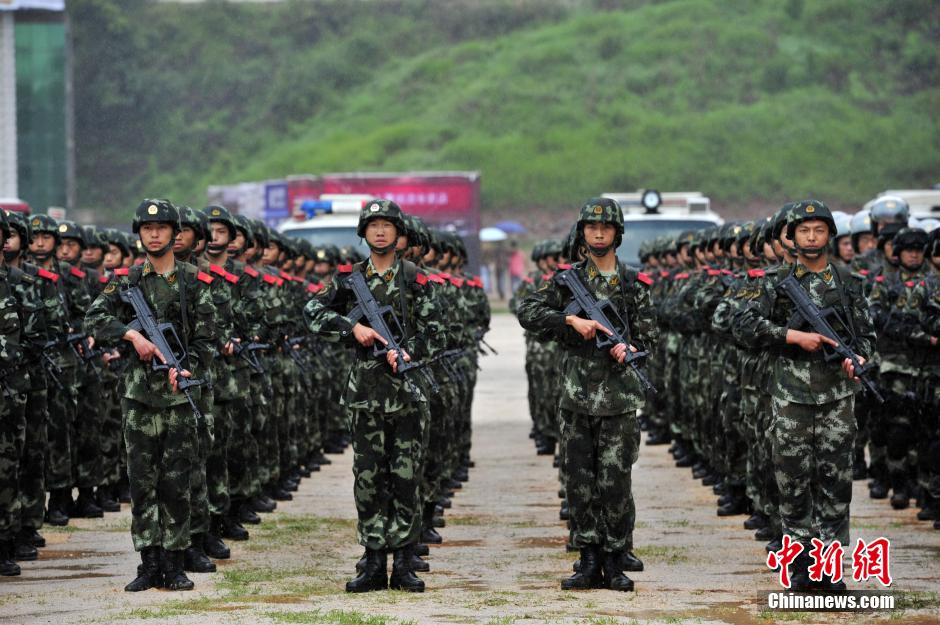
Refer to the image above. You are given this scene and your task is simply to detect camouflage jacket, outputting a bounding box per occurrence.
[0,269,22,379]
[868,266,926,373]
[517,257,658,416]
[905,273,940,371]
[304,256,445,411]
[733,261,875,405]
[1,264,48,392]
[84,259,216,408]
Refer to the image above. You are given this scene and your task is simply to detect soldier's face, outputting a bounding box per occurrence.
[365,219,396,249]
[794,220,829,248]
[82,247,103,265]
[677,245,691,265]
[174,227,197,254]
[856,233,876,254]
[3,230,20,254]
[764,241,776,261]
[261,242,279,264]
[104,244,124,269]
[314,261,331,275]
[30,233,56,255]
[139,222,174,254]
[837,237,854,261]
[900,248,924,269]
[229,231,246,255]
[583,222,615,250]
[665,252,677,267]
[210,223,231,248]
[57,238,82,262]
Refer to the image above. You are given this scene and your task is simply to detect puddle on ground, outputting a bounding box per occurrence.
[38,550,121,561]
[516,536,567,549]
[524,502,558,508]
[31,563,107,572]
[7,572,115,582]
[431,539,484,548]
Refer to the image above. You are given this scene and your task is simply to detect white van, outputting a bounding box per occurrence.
[277,195,373,255]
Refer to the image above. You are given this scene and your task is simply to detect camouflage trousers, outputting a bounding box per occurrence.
[45,367,77,491]
[18,375,48,533]
[98,383,124,489]
[422,367,449,505]
[189,386,214,537]
[0,391,27,541]
[71,373,103,489]
[771,395,855,547]
[207,400,231,517]
[873,372,919,491]
[123,398,196,552]
[757,392,781,533]
[349,402,429,551]
[227,369,259,502]
[561,409,640,553]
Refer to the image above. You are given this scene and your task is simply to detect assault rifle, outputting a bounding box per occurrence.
[119,286,205,422]
[343,270,435,395]
[473,329,498,356]
[40,341,66,390]
[776,273,884,403]
[281,336,312,375]
[555,268,656,393]
[232,338,270,376]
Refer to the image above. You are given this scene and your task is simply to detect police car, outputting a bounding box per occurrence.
[601,190,724,266]
[277,194,373,255]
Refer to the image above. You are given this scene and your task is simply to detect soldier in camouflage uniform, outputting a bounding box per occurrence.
[305,200,443,593]
[734,200,875,592]
[85,200,216,592]
[518,198,657,592]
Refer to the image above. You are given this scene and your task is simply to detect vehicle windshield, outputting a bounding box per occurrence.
[617,219,717,266]
[283,226,370,256]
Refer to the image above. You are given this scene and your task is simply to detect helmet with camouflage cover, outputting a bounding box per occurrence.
[0,208,9,240]
[869,195,909,236]
[530,240,545,262]
[103,227,131,257]
[83,225,109,252]
[232,214,254,243]
[132,199,180,234]
[56,220,86,249]
[5,210,29,243]
[251,219,270,250]
[577,197,624,254]
[203,205,237,252]
[772,202,797,241]
[735,221,754,249]
[561,223,582,261]
[356,199,406,248]
[313,244,339,266]
[29,213,61,242]
[543,238,563,259]
[638,240,652,263]
[178,206,205,241]
[720,222,741,253]
[785,199,837,259]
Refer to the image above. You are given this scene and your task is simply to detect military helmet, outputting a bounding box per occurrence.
[54,220,85,247]
[530,240,544,262]
[771,203,796,240]
[132,199,180,234]
[561,223,582,260]
[543,238,564,259]
[849,209,873,253]
[577,197,624,246]
[4,210,29,243]
[178,205,205,240]
[0,208,9,240]
[103,227,131,257]
[251,219,270,249]
[203,205,237,240]
[735,221,754,249]
[232,214,254,243]
[356,199,405,238]
[869,195,909,236]
[786,200,837,240]
[313,245,338,266]
[675,230,695,252]
[83,225,109,251]
[29,214,61,242]
[891,227,928,257]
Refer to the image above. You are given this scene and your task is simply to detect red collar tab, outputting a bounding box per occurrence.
[707,269,720,276]
[450,277,465,287]
[675,272,690,280]
[660,270,670,278]
[243,266,259,277]
[38,268,59,282]
[438,272,452,280]
[859,269,869,276]
[197,271,214,284]
[114,268,130,276]
[307,282,324,293]
[875,275,885,283]
[720,269,733,275]
[748,268,765,278]
[428,274,446,284]
[262,273,279,285]
[337,264,353,274]
[209,264,226,276]
[523,276,534,284]
[70,266,86,279]
[637,272,653,286]
[556,263,572,270]
[415,273,428,286]
[99,275,110,284]
[905,280,915,288]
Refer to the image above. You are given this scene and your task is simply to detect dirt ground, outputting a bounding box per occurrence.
[1,314,938,625]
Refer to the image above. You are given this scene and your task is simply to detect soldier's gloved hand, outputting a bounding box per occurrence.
[168,367,192,393]
[387,349,411,373]
[785,329,838,353]
[124,329,166,364]
[566,315,612,341]
[842,355,866,381]
[222,340,235,356]
[353,322,387,348]
[609,342,638,364]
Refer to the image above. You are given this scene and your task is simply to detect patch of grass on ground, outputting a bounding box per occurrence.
[895,590,940,610]
[120,596,227,620]
[633,545,689,564]
[266,610,415,625]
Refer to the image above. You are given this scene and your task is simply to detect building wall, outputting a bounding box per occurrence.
[0,13,17,198]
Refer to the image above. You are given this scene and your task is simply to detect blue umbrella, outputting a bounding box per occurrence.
[494,220,526,234]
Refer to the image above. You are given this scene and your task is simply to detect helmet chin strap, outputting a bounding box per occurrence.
[368,241,396,255]
[3,250,20,262]
[31,249,52,262]
[795,244,827,260]
[206,242,228,254]
[588,244,613,257]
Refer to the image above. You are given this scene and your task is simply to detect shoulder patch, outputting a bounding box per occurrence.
[114,268,129,276]
[337,264,353,274]
[37,268,59,283]
[243,266,259,278]
[875,275,885,283]
[224,271,239,284]
[103,281,117,295]
[415,273,428,286]
[637,272,653,286]
[748,268,765,278]
[70,266,87,279]
[905,280,915,288]
[197,271,214,285]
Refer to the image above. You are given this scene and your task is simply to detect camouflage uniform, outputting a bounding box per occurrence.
[305,256,443,550]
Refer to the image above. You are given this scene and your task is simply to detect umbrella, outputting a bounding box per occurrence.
[479,227,508,242]
[493,220,526,234]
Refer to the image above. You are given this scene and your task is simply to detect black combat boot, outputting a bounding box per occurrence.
[890,474,910,510]
[0,540,21,576]
[413,543,429,557]
[603,551,634,591]
[390,545,425,592]
[420,503,443,544]
[270,484,293,501]
[701,472,720,487]
[117,476,132,503]
[917,493,937,522]
[621,550,644,572]
[743,511,768,530]
[73,487,104,518]
[559,500,570,521]
[717,486,748,516]
[852,450,867,480]
[561,546,602,590]
[437,496,452,509]
[249,494,276,513]
[645,428,671,445]
[96,485,121,513]
[220,512,249,541]
[674,452,695,468]
[183,534,217,573]
[21,527,45,548]
[204,518,231,559]
[754,525,777,541]
[236,501,262,525]
[161,549,195,591]
[788,551,813,592]
[124,546,161,592]
[410,552,430,573]
[45,489,70,526]
[346,548,388,593]
[13,530,37,561]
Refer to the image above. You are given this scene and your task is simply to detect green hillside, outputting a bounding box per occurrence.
[71,0,940,219]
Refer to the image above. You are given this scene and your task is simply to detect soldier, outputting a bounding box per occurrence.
[518,198,657,592]
[734,200,875,591]
[304,200,443,593]
[85,199,216,592]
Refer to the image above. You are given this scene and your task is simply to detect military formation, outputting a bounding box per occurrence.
[513,195,938,593]
[0,199,490,593]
